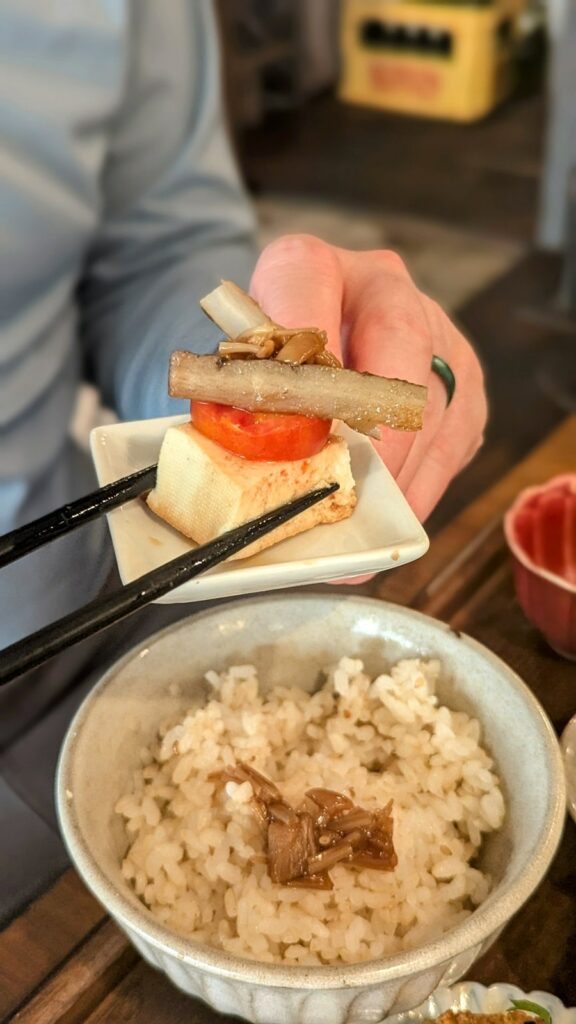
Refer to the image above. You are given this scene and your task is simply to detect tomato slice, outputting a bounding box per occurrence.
[191,401,331,462]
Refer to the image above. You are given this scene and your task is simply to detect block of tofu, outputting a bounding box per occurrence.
[147,423,356,559]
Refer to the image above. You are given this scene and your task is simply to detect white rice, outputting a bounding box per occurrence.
[116,657,504,965]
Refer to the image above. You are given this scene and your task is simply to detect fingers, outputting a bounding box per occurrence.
[338,249,431,378]
[338,249,435,479]
[250,235,345,360]
[394,297,459,494]
[328,573,376,586]
[393,370,449,494]
[404,317,488,521]
[337,261,487,520]
[404,424,484,522]
[251,234,488,528]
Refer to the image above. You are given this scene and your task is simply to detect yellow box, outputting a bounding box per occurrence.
[339,0,524,122]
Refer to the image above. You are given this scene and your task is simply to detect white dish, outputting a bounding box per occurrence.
[90,415,429,604]
[389,981,576,1024]
[560,714,576,825]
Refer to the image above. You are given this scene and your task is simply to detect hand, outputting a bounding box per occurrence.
[251,234,487,524]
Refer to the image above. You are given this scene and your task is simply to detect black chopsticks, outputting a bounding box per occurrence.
[0,482,338,686]
[0,464,157,569]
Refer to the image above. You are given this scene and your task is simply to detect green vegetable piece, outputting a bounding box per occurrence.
[510,999,552,1024]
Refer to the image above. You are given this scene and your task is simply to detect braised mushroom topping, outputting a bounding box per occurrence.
[329,807,375,832]
[306,788,355,818]
[213,762,398,889]
[219,326,338,367]
[218,335,276,360]
[267,812,316,884]
[200,280,342,369]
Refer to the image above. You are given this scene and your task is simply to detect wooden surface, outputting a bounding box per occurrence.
[2,417,575,1023]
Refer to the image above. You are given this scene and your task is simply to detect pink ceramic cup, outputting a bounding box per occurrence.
[504,474,576,660]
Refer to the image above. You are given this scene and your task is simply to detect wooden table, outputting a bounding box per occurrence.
[2,418,575,1024]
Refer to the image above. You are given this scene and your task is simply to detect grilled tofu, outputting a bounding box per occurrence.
[147,423,356,559]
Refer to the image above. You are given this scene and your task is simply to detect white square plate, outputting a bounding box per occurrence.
[90,415,429,603]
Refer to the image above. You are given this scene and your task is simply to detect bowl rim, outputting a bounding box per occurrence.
[56,594,567,990]
[503,474,576,595]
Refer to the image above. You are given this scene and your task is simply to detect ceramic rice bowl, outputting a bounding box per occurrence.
[56,595,566,1024]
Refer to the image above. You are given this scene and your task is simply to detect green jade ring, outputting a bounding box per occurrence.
[431,354,456,406]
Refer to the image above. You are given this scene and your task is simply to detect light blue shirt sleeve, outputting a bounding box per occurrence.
[0,0,258,652]
[80,0,258,420]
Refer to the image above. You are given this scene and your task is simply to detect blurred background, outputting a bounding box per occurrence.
[207,0,575,531]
